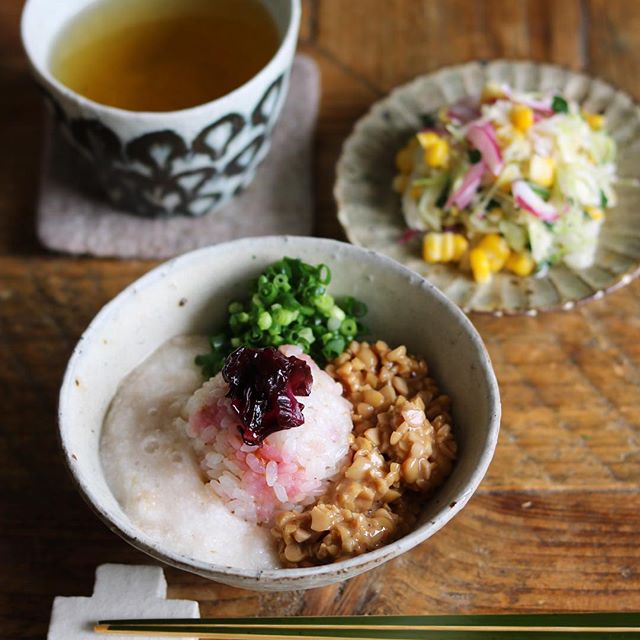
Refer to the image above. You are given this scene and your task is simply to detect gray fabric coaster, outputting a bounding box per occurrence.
[37,55,319,259]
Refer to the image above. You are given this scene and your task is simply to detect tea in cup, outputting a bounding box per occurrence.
[22,0,301,217]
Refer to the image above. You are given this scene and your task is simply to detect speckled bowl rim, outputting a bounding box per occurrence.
[58,236,501,589]
[335,59,640,317]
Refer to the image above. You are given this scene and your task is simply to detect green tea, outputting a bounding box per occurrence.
[49,0,280,112]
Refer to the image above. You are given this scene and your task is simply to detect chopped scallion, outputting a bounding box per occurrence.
[600,190,609,209]
[195,257,368,378]
[552,95,569,113]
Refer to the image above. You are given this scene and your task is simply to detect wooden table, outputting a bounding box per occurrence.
[2,1,639,637]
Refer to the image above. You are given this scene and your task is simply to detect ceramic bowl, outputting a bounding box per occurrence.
[58,236,500,590]
[21,0,300,218]
[335,60,640,315]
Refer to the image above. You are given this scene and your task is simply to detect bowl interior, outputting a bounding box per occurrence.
[59,236,499,588]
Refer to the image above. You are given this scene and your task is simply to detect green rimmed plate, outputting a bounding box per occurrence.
[335,60,640,315]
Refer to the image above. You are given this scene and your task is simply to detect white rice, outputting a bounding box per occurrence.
[180,345,353,524]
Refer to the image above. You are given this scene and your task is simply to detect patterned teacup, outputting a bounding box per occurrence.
[21,0,301,218]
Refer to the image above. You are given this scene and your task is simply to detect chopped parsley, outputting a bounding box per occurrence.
[435,178,451,208]
[600,190,609,209]
[552,95,569,114]
[530,184,551,201]
[468,149,482,164]
[419,113,437,128]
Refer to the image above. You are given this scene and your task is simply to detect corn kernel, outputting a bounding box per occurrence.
[395,146,414,174]
[442,232,455,260]
[417,131,440,149]
[510,104,534,132]
[481,82,505,103]
[505,252,535,277]
[453,234,469,258]
[496,129,515,147]
[422,232,468,264]
[392,174,408,193]
[585,206,604,221]
[424,138,449,168]
[496,164,521,192]
[478,234,510,272]
[529,155,555,188]
[438,106,450,124]
[410,183,424,200]
[583,111,605,130]
[423,233,442,263]
[470,248,492,283]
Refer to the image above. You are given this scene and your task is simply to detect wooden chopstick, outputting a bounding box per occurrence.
[94,613,640,638]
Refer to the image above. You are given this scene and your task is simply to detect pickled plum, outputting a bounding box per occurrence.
[222,347,313,446]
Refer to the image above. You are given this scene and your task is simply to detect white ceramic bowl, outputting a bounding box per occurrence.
[59,236,500,590]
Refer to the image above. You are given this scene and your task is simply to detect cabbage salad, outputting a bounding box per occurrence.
[393,82,617,282]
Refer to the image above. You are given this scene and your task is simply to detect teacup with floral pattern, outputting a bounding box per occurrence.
[22,0,301,218]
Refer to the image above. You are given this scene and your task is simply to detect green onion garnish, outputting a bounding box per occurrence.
[468,149,482,164]
[529,183,551,201]
[435,178,451,209]
[195,257,368,378]
[552,95,569,113]
[419,112,437,128]
[600,189,609,209]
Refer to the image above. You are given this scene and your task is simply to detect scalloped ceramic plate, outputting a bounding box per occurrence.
[335,60,640,315]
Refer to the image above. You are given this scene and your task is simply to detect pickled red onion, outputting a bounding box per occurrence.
[512,180,559,222]
[467,121,503,176]
[447,99,480,124]
[445,161,486,210]
[499,84,554,116]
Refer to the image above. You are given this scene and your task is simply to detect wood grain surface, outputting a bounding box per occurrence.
[1,1,640,638]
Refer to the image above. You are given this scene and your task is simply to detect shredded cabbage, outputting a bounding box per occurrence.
[393,82,617,279]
